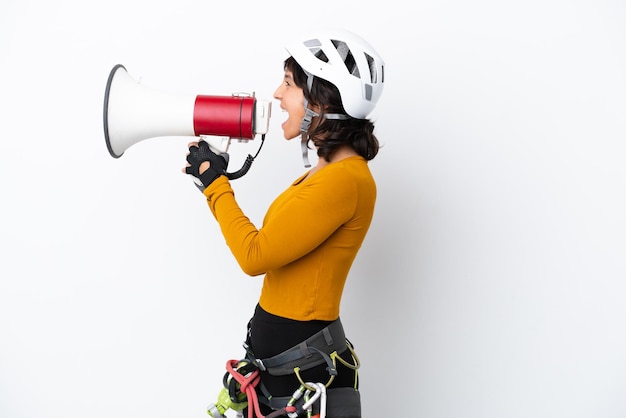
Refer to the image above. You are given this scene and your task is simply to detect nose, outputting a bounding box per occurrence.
[273,84,283,100]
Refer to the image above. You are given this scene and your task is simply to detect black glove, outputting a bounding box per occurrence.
[185,140,229,189]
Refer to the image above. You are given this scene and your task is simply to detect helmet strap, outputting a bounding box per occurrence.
[300,134,312,168]
[300,104,318,168]
[299,71,349,168]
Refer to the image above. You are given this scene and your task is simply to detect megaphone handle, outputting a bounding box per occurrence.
[191,134,265,186]
[203,136,231,154]
[192,177,205,189]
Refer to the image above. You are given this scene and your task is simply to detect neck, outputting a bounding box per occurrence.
[327,145,358,163]
[308,146,358,176]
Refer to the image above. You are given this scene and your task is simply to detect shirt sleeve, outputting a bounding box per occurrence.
[203,171,357,276]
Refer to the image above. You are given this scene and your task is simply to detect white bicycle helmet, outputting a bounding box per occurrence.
[285,28,385,119]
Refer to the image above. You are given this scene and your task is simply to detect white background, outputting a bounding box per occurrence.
[1,1,625,417]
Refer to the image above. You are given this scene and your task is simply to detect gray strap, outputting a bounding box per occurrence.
[299,103,317,168]
[298,69,348,168]
[323,327,332,345]
[301,134,311,168]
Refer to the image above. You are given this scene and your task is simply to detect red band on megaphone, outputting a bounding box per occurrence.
[193,95,255,139]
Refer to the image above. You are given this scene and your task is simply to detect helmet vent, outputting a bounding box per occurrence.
[364,84,373,100]
[365,53,378,83]
[331,39,360,78]
[313,49,329,63]
[303,39,329,63]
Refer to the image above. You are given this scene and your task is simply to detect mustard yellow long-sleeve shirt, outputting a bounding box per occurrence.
[203,155,376,321]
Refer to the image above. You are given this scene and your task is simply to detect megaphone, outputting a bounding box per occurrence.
[103,64,271,177]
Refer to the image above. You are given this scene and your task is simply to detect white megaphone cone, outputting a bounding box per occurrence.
[103,64,271,169]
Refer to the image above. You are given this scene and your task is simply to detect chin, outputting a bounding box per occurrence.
[282,128,300,140]
[281,119,302,141]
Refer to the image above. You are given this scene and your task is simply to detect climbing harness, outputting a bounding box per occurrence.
[206,319,360,418]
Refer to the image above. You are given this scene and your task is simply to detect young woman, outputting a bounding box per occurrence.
[184,29,385,418]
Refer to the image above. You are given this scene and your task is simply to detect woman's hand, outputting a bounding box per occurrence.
[183,140,229,189]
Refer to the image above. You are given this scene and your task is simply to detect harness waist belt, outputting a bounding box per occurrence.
[255,318,347,376]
